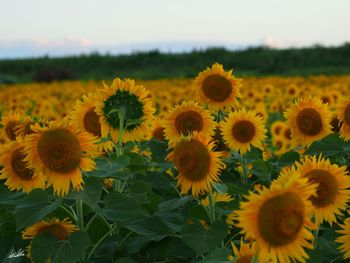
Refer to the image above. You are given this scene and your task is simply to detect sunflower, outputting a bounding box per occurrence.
[221,109,267,154]
[284,97,331,146]
[167,132,225,197]
[164,101,216,143]
[236,171,316,263]
[14,116,37,138]
[1,111,22,141]
[24,121,96,196]
[230,240,262,263]
[0,139,45,192]
[22,218,77,261]
[201,192,233,206]
[95,78,155,142]
[150,118,166,142]
[336,218,350,259]
[295,155,350,225]
[336,97,350,141]
[70,92,114,153]
[195,63,241,109]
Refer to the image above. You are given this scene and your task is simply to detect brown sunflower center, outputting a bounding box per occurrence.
[152,127,166,141]
[11,147,34,180]
[38,224,70,240]
[38,129,81,173]
[258,192,305,247]
[232,120,256,143]
[305,169,338,207]
[175,111,204,136]
[296,108,323,136]
[83,108,101,137]
[236,255,253,263]
[284,128,292,140]
[23,122,35,136]
[202,74,233,102]
[5,121,21,141]
[173,139,210,181]
[344,104,350,125]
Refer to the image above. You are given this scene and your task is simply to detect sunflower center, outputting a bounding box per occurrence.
[38,129,81,173]
[5,121,20,141]
[236,255,253,263]
[232,120,256,143]
[305,169,338,207]
[258,192,304,247]
[284,128,292,140]
[11,147,34,180]
[173,139,210,181]
[83,108,101,137]
[38,224,70,240]
[103,90,144,131]
[202,74,233,102]
[344,104,350,125]
[24,122,35,136]
[296,108,322,136]
[152,127,166,141]
[175,111,204,136]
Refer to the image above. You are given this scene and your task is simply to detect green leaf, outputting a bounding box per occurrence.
[66,176,102,208]
[180,220,228,255]
[0,185,25,205]
[31,231,89,263]
[279,151,300,167]
[100,192,148,222]
[87,154,130,178]
[212,183,229,194]
[125,214,180,241]
[15,189,61,230]
[125,152,148,174]
[305,133,344,157]
[251,159,272,182]
[158,196,192,212]
[226,183,248,196]
[188,205,210,222]
[200,248,231,263]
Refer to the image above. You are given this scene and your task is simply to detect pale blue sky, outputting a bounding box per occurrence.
[1,0,349,58]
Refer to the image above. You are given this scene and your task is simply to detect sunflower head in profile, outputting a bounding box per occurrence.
[230,240,262,263]
[22,218,77,261]
[336,97,350,141]
[221,109,267,154]
[1,111,22,141]
[23,121,97,196]
[0,139,45,193]
[164,101,216,144]
[195,63,241,109]
[70,92,113,153]
[95,78,155,142]
[284,97,332,146]
[336,218,350,259]
[167,132,225,197]
[150,118,166,142]
[295,155,350,225]
[236,170,317,263]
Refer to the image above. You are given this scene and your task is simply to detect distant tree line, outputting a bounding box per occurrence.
[1,43,350,83]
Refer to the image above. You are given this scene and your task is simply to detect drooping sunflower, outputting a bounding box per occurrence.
[0,139,45,193]
[164,101,216,143]
[22,218,77,261]
[24,121,97,196]
[1,111,22,141]
[167,132,225,197]
[336,218,350,259]
[95,78,155,142]
[284,97,332,146]
[221,109,267,154]
[295,155,350,225]
[70,92,114,153]
[200,192,233,206]
[236,171,317,263]
[336,97,350,141]
[195,63,241,109]
[14,116,36,138]
[150,118,166,142]
[230,240,264,263]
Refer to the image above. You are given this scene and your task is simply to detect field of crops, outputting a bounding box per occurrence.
[1,63,350,263]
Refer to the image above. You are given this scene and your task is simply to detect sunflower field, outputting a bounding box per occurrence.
[1,63,350,263]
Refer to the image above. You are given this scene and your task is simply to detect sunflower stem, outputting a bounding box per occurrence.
[60,204,78,226]
[87,224,116,260]
[76,200,84,230]
[116,107,126,157]
[240,154,249,185]
[208,188,216,223]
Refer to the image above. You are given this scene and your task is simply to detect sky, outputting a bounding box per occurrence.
[0,0,350,58]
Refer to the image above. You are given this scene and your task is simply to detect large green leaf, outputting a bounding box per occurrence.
[200,248,231,263]
[305,133,344,157]
[87,154,130,178]
[31,231,89,263]
[15,189,61,230]
[100,192,148,222]
[180,220,227,255]
[158,196,192,212]
[0,185,24,205]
